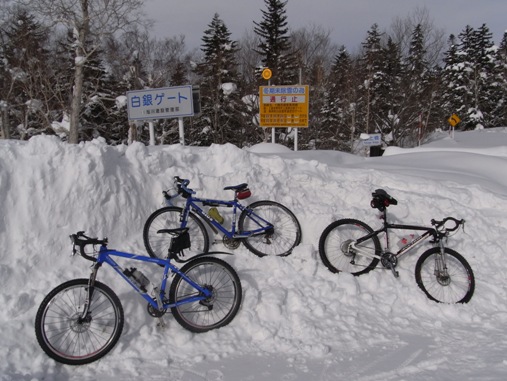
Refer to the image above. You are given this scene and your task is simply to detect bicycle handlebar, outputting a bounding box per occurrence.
[173,176,196,198]
[431,217,465,233]
[70,231,108,262]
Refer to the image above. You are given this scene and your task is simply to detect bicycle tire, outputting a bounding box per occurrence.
[169,257,242,333]
[415,247,475,303]
[143,206,210,260]
[318,219,380,276]
[238,200,302,257]
[35,279,124,365]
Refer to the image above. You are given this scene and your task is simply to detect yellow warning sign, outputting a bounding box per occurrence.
[259,85,309,128]
[448,114,461,127]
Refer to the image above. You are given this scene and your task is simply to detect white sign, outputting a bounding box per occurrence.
[126,86,194,121]
[361,133,382,146]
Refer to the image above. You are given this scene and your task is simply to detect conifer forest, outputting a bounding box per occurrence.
[1,0,506,150]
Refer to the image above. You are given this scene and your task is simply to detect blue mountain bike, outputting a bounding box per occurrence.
[143,176,302,260]
[35,230,242,365]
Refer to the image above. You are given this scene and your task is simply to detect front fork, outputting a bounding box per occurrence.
[433,241,450,284]
[79,263,101,321]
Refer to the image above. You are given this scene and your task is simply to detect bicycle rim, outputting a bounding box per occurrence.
[143,207,209,259]
[36,280,123,364]
[240,201,302,257]
[415,248,475,303]
[319,219,380,275]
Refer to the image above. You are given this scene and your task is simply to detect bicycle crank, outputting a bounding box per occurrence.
[147,303,167,317]
[223,235,241,249]
[381,252,399,278]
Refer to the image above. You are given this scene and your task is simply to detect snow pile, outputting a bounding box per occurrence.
[1,129,507,380]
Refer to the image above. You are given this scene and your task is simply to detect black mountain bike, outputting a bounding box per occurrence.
[319,189,475,304]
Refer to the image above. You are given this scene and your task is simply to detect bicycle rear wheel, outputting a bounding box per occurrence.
[318,219,380,276]
[239,200,302,257]
[35,279,124,365]
[169,257,242,333]
[143,206,209,259]
[415,247,475,303]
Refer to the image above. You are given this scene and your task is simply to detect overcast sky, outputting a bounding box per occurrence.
[145,0,506,53]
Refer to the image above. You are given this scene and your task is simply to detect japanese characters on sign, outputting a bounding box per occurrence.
[126,86,194,121]
[259,85,309,128]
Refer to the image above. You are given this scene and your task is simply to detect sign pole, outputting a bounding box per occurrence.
[178,117,185,146]
[149,121,155,146]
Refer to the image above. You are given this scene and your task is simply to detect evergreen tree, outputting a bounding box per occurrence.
[401,23,433,145]
[441,25,502,131]
[319,46,357,151]
[357,24,385,135]
[375,37,404,145]
[494,31,507,126]
[441,34,463,126]
[2,8,52,139]
[470,24,499,128]
[253,0,298,85]
[193,13,248,146]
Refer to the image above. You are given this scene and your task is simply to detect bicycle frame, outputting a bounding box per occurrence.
[352,213,441,261]
[88,245,212,313]
[173,196,273,239]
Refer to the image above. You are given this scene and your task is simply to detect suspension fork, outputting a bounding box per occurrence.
[433,240,449,276]
[79,262,101,321]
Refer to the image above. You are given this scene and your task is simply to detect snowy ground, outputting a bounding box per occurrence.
[1,128,507,380]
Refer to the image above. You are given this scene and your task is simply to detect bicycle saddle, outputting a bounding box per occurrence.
[224,183,248,191]
[371,189,398,211]
[157,227,189,237]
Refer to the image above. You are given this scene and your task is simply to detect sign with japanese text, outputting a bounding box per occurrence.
[362,133,382,146]
[126,85,194,121]
[259,85,309,128]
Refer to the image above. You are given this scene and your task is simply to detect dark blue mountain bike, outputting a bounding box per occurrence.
[143,176,302,260]
[35,230,242,365]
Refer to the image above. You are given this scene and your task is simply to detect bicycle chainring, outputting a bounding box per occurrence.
[223,235,241,250]
[381,252,398,269]
[147,303,167,317]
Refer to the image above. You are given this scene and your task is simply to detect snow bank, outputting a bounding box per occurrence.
[1,130,507,380]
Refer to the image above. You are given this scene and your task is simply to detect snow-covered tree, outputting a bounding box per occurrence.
[1,8,52,139]
[193,13,248,146]
[24,0,146,143]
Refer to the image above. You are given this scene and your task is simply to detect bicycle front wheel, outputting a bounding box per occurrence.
[415,247,475,303]
[35,279,124,365]
[318,219,380,276]
[239,200,302,257]
[169,257,242,333]
[143,206,209,259]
